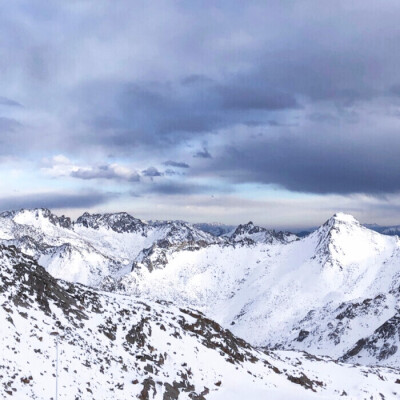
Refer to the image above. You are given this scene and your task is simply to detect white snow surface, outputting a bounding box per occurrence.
[1,245,400,399]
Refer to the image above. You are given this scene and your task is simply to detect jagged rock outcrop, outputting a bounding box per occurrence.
[229,221,297,244]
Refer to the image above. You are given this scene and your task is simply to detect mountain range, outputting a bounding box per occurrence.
[1,208,400,398]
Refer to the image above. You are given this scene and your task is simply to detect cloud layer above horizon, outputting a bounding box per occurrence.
[1,0,400,228]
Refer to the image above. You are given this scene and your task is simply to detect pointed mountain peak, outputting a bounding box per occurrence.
[317,212,360,239]
[312,212,383,268]
[318,213,361,234]
[230,221,296,244]
[330,212,359,224]
[231,221,264,237]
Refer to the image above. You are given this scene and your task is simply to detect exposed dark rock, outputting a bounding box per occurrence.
[341,313,400,362]
[139,377,156,400]
[178,308,259,365]
[296,330,310,342]
[125,318,151,348]
[76,212,146,234]
[287,373,323,392]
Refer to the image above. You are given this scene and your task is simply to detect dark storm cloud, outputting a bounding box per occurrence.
[144,181,217,196]
[164,169,179,176]
[142,167,163,177]
[45,1,400,168]
[216,84,299,110]
[2,1,400,198]
[0,191,117,211]
[163,161,190,168]
[193,148,212,159]
[205,125,400,195]
[73,70,299,153]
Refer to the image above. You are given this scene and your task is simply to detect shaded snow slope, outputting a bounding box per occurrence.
[193,222,235,237]
[1,244,400,399]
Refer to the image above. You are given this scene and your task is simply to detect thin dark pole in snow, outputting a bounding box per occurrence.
[56,337,59,400]
[50,331,60,400]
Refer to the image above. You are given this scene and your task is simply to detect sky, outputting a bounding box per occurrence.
[1,0,400,229]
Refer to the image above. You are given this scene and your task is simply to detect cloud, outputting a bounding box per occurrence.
[71,165,140,182]
[216,84,298,111]
[1,1,400,159]
[163,160,190,168]
[201,113,400,195]
[193,148,212,159]
[164,169,185,176]
[42,155,140,182]
[2,1,400,223]
[144,181,216,195]
[47,154,71,165]
[141,167,163,177]
[79,75,300,154]
[0,96,22,107]
[0,117,22,133]
[0,191,117,211]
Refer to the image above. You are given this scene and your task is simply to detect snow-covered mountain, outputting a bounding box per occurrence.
[381,226,400,235]
[0,208,219,287]
[0,208,296,286]
[121,212,400,367]
[2,243,400,399]
[2,208,400,371]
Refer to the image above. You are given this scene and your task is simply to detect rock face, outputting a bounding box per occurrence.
[76,212,146,233]
[229,221,297,244]
[1,243,400,399]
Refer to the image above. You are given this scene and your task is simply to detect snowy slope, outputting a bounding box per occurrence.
[123,213,400,366]
[1,244,400,399]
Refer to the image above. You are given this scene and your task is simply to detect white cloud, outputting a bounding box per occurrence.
[41,155,140,182]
